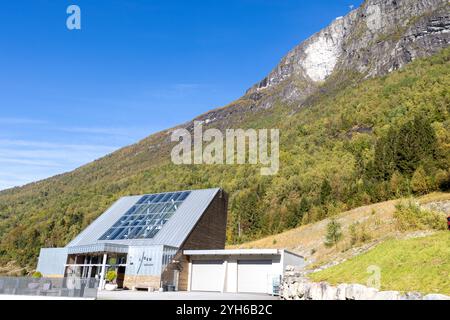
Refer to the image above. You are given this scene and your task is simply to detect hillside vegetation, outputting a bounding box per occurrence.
[235,192,449,295]
[309,231,450,295]
[232,193,450,265]
[0,48,449,270]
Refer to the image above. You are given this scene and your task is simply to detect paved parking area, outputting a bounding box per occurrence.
[98,290,279,300]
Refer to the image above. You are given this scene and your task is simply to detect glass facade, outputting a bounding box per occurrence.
[99,191,190,241]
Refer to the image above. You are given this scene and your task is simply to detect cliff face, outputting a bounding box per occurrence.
[245,0,449,102]
[190,0,449,128]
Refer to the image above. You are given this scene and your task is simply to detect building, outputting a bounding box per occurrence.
[37,187,304,294]
[184,249,304,294]
[37,188,228,290]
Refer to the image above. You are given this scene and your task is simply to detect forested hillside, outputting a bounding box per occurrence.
[0,47,448,271]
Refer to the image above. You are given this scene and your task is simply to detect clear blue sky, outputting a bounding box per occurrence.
[0,0,362,190]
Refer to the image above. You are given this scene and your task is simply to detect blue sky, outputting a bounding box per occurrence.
[0,0,362,190]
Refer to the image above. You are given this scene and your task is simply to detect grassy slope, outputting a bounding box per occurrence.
[309,231,450,295]
[230,193,450,267]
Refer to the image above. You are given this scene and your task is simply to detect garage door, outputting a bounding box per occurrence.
[191,260,224,292]
[238,260,273,293]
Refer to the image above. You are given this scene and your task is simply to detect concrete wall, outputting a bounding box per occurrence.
[282,250,306,271]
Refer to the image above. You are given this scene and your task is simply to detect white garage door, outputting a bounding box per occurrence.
[238,260,273,293]
[191,260,224,292]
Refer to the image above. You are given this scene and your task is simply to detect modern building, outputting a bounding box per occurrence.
[37,188,228,290]
[184,249,304,294]
[37,187,304,294]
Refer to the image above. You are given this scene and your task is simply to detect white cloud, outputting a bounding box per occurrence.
[0,117,47,125]
[55,126,148,137]
[0,139,119,191]
[0,119,157,190]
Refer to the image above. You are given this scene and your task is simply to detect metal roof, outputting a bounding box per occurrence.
[183,249,305,259]
[66,188,220,249]
[184,249,282,256]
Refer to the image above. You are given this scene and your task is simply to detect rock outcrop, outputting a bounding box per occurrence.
[421,200,450,214]
[281,268,450,300]
[192,0,450,128]
[248,0,450,95]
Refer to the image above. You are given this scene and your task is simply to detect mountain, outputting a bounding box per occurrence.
[0,0,449,272]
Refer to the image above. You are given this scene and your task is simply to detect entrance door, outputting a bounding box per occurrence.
[190,260,224,292]
[237,260,273,293]
[116,266,126,288]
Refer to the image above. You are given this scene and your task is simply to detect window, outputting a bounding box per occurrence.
[99,191,190,241]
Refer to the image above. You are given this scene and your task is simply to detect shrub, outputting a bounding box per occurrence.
[349,222,372,246]
[105,270,117,283]
[393,200,447,231]
[32,271,43,278]
[411,167,430,195]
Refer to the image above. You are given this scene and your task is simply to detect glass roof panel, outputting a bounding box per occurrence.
[99,191,191,241]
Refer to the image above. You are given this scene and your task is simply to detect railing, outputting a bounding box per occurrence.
[0,277,99,298]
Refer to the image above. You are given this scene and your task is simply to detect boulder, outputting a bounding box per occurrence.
[374,291,401,300]
[336,284,348,300]
[360,287,379,300]
[400,292,423,300]
[285,265,295,272]
[423,294,450,300]
[322,285,338,300]
[345,284,368,300]
[308,282,327,300]
[296,281,311,299]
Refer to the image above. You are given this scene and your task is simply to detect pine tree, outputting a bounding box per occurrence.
[373,128,397,180]
[324,218,343,248]
[372,116,438,180]
[319,179,332,205]
[396,116,437,176]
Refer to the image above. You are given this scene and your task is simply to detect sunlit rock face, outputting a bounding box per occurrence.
[247,0,449,97]
[195,0,448,128]
[300,17,347,82]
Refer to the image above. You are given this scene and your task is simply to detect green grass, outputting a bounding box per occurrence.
[309,231,450,295]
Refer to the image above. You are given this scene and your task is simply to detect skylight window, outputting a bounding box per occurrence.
[99,191,190,241]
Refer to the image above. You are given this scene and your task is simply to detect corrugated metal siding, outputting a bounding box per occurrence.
[66,188,220,248]
[126,246,164,276]
[67,243,129,254]
[162,245,178,270]
[36,248,68,276]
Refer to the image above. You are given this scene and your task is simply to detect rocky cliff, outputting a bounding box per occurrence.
[190,0,450,128]
[246,0,449,100]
